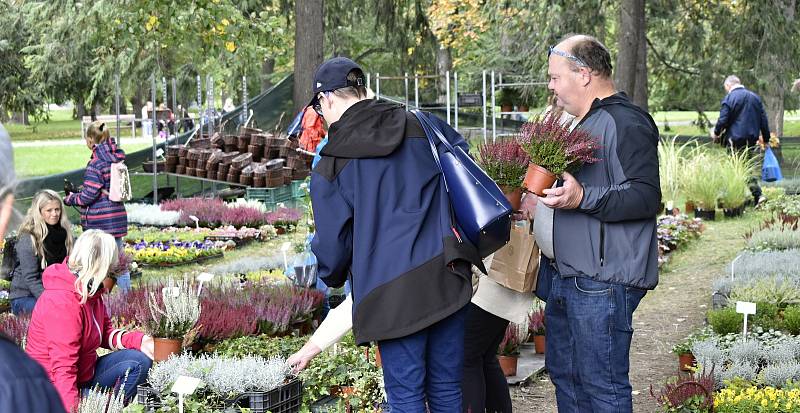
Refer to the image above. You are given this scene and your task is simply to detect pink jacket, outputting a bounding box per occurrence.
[25,262,144,411]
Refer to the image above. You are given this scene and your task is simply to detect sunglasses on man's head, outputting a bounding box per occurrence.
[548,46,588,68]
[312,92,328,117]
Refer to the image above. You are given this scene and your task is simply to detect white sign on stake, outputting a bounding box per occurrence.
[736,301,757,341]
[189,215,200,229]
[281,242,292,274]
[171,375,202,413]
[196,272,215,296]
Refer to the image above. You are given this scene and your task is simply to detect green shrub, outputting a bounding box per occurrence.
[752,302,784,331]
[730,277,800,308]
[708,307,743,335]
[784,306,800,335]
[213,334,307,359]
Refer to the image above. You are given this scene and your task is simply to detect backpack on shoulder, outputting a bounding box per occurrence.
[108,162,132,202]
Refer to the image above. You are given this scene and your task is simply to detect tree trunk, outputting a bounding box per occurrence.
[293,0,324,114]
[261,58,275,92]
[614,0,648,110]
[760,0,795,138]
[11,111,28,125]
[436,45,452,105]
[75,98,87,120]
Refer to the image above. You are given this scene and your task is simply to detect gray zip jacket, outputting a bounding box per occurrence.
[10,234,45,300]
[553,92,661,290]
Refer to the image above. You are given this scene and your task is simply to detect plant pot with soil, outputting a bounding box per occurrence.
[497,324,522,377]
[519,116,600,196]
[477,140,529,211]
[145,278,201,362]
[528,307,546,354]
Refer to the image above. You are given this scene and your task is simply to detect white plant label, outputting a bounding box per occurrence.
[736,301,756,315]
[171,375,202,395]
[197,272,215,282]
[737,301,756,341]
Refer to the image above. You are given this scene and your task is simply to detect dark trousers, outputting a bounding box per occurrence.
[462,303,513,413]
[379,305,468,413]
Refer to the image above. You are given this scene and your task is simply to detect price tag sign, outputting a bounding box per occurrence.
[171,375,202,395]
[736,301,756,315]
[197,272,215,283]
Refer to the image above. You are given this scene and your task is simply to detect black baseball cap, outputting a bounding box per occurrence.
[307,57,365,108]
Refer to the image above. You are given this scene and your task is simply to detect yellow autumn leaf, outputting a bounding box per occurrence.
[221,18,230,26]
[225,41,236,52]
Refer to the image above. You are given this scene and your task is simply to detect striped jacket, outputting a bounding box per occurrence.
[64,139,128,238]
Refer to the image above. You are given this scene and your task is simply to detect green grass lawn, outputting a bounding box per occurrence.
[5,109,91,141]
[13,143,151,178]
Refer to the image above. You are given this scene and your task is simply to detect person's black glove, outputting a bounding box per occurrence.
[64,179,76,196]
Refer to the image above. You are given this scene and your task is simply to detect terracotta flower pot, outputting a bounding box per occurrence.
[501,186,522,211]
[678,352,695,372]
[501,104,513,113]
[684,201,695,214]
[498,355,518,377]
[533,335,546,354]
[153,337,183,362]
[329,385,356,398]
[523,164,557,197]
[518,105,530,112]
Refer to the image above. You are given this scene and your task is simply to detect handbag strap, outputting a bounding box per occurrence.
[412,110,450,192]
[411,110,462,243]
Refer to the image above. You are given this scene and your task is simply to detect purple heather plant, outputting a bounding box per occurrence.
[528,307,545,336]
[517,116,600,175]
[477,140,530,188]
[0,314,30,347]
[497,323,522,356]
[266,208,303,227]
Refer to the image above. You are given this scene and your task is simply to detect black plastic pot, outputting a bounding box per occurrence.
[694,209,715,221]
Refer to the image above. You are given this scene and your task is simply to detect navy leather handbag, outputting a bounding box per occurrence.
[412,110,512,258]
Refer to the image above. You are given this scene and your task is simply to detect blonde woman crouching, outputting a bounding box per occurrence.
[9,189,73,315]
[25,230,154,412]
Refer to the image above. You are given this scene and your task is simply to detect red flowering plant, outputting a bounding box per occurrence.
[477,140,530,189]
[517,116,600,176]
[0,314,30,348]
[497,323,522,357]
[528,307,545,336]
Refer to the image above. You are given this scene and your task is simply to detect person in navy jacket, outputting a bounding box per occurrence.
[308,57,480,412]
[712,75,771,150]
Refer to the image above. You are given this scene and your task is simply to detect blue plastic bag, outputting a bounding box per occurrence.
[762,146,783,182]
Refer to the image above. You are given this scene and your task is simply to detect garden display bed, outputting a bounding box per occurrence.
[137,251,224,268]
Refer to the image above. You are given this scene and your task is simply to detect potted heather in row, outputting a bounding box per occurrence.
[477,140,530,210]
[528,307,546,354]
[143,278,201,361]
[518,116,600,196]
[497,324,522,377]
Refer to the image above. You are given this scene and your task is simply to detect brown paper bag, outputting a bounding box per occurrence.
[488,220,540,293]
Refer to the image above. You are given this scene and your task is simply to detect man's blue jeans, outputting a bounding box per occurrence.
[81,349,152,404]
[379,305,468,413]
[543,263,646,413]
[11,296,37,315]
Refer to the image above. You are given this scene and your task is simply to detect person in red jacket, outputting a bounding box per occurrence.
[26,229,154,411]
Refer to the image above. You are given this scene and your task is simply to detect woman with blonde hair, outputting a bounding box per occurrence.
[26,229,154,411]
[64,121,131,291]
[9,190,73,315]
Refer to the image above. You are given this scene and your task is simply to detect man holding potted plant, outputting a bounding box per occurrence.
[527,34,661,413]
